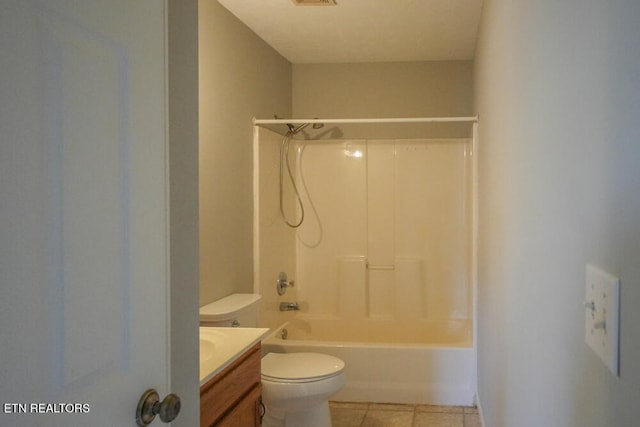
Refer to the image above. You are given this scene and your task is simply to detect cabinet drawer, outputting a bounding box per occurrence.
[200,343,261,427]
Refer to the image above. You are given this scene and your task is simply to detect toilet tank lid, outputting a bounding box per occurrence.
[199,293,262,321]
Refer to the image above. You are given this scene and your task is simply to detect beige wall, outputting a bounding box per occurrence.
[198,1,292,305]
[293,61,473,118]
[253,128,299,330]
[474,0,640,426]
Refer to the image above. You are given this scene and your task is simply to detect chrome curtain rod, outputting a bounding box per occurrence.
[253,116,479,125]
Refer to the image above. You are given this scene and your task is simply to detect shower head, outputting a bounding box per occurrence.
[286,120,324,135]
[289,123,310,134]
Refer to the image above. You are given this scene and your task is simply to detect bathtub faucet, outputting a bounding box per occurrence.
[279,302,300,311]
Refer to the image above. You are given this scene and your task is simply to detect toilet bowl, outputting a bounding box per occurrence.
[199,294,346,427]
[261,352,346,427]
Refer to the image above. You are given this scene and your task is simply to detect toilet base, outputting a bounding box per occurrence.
[263,402,332,427]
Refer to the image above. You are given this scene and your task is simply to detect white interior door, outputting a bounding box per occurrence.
[1,1,175,425]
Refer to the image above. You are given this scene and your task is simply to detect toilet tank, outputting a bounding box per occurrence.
[199,293,262,327]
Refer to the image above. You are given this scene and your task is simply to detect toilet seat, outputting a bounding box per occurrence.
[261,352,345,383]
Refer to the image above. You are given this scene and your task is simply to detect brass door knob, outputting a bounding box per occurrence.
[136,389,181,426]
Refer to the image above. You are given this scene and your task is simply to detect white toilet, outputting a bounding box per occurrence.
[261,352,346,427]
[199,294,346,427]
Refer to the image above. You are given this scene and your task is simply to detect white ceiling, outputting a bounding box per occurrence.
[216,0,484,63]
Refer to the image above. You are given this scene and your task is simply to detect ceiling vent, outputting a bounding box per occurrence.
[291,0,337,5]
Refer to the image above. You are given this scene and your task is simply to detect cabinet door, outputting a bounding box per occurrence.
[217,384,262,427]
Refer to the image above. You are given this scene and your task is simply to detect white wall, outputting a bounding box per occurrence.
[198,0,292,305]
[474,1,640,426]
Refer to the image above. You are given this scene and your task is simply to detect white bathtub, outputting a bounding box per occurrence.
[261,316,476,406]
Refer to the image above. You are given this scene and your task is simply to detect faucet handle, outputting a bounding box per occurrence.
[276,272,295,296]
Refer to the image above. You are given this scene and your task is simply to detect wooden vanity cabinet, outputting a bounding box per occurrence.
[200,343,262,427]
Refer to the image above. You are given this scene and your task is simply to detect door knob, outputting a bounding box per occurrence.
[136,389,181,426]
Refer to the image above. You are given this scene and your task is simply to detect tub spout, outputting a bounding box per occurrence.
[279,302,300,311]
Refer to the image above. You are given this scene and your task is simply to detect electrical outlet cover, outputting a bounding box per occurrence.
[585,264,620,376]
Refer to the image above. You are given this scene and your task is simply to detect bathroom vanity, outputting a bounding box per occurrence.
[199,327,269,427]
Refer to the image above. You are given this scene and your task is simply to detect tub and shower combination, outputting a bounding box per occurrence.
[253,117,478,406]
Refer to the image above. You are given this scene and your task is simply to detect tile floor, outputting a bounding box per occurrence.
[329,402,481,427]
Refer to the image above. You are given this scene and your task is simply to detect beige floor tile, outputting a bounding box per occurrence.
[329,402,475,427]
[413,412,464,427]
[330,407,367,427]
[330,401,371,410]
[416,405,464,413]
[463,413,482,427]
[361,410,414,427]
[369,403,415,412]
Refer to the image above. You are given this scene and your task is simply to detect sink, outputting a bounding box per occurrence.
[199,338,215,362]
[199,328,227,362]
[199,327,270,385]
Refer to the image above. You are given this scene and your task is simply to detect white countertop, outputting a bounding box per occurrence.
[199,327,270,386]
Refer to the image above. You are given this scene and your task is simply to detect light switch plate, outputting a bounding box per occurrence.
[585,264,620,376]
